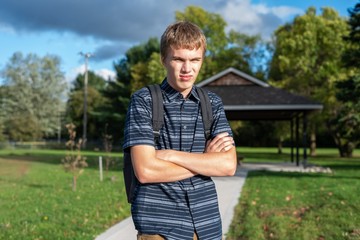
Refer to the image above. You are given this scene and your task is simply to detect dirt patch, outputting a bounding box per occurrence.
[0,158,31,178]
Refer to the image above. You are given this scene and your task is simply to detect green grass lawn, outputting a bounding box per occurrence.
[0,149,130,240]
[1,148,359,240]
[227,148,360,240]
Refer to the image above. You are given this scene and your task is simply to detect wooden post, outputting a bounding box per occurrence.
[296,116,300,166]
[99,156,103,181]
[303,112,308,168]
[290,118,294,163]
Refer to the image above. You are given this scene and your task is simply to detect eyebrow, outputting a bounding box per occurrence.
[172,56,202,61]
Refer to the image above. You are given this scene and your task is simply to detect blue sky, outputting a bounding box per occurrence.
[0,0,357,84]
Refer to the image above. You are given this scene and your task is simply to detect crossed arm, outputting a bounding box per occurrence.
[131,132,237,184]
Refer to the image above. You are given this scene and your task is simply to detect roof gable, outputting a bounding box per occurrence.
[197,67,269,88]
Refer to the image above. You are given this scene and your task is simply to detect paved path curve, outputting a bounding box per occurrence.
[95,162,328,239]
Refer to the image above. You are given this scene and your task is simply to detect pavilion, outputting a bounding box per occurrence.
[197,67,323,166]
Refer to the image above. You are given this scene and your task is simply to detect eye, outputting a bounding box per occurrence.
[191,58,202,62]
[173,58,183,62]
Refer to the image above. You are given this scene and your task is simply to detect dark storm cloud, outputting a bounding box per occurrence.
[0,0,178,42]
[0,0,215,61]
[92,42,132,62]
[0,0,301,61]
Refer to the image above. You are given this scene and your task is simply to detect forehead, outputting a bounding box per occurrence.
[167,47,204,59]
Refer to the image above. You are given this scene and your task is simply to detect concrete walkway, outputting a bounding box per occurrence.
[95,162,327,240]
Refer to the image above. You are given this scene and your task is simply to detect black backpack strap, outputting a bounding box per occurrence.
[147,84,164,142]
[196,87,213,140]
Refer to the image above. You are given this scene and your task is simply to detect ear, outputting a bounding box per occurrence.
[160,56,166,66]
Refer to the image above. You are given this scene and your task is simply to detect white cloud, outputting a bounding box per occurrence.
[65,64,116,85]
[65,64,85,84]
[269,6,304,19]
[95,68,116,81]
[219,0,303,38]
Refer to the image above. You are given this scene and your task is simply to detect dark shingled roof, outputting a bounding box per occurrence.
[197,67,323,121]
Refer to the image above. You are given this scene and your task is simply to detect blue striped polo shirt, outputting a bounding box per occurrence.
[123,79,233,240]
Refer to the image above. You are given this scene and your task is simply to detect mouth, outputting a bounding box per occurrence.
[179,75,192,81]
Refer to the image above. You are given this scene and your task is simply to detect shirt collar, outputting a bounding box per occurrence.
[160,78,200,102]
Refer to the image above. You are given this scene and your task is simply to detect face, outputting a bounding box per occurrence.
[163,47,204,97]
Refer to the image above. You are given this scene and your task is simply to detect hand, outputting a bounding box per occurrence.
[205,132,234,153]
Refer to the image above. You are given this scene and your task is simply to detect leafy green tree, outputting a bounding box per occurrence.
[176,6,227,80]
[175,6,268,81]
[111,6,269,144]
[176,6,228,57]
[66,71,109,141]
[147,52,167,83]
[109,39,161,143]
[343,1,360,69]
[128,38,162,92]
[328,76,360,157]
[269,7,350,155]
[226,31,270,79]
[327,1,360,157]
[0,86,6,141]
[100,60,131,143]
[1,52,67,141]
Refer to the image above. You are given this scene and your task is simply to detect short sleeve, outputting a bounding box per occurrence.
[122,88,155,150]
[208,92,233,139]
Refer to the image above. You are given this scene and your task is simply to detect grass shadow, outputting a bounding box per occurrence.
[247,170,360,180]
[0,153,124,172]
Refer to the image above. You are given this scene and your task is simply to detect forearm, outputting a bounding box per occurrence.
[131,145,195,183]
[157,147,237,177]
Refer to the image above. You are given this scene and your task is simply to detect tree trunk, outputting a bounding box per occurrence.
[339,142,354,158]
[310,132,317,157]
[72,175,77,191]
[277,137,283,154]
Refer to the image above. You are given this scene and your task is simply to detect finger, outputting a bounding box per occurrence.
[212,132,229,142]
[209,135,230,148]
[219,139,234,150]
[222,144,234,152]
[210,136,233,150]
[208,137,233,152]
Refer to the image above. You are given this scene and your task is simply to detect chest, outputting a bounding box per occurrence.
[158,99,207,152]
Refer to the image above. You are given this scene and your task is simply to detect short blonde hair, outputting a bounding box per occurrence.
[160,21,207,63]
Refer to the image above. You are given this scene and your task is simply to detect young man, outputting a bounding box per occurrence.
[123,21,237,240]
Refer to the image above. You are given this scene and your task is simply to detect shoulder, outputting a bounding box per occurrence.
[207,90,222,102]
[130,86,153,105]
[198,87,223,105]
[132,86,151,99]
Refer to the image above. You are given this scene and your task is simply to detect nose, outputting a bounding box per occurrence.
[181,61,191,73]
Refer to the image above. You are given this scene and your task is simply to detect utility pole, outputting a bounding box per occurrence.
[79,52,93,148]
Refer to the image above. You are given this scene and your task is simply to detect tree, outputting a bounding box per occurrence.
[175,6,269,81]
[66,71,109,141]
[176,6,228,57]
[327,1,360,157]
[109,38,162,143]
[226,30,270,79]
[343,1,360,69]
[1,52,67,141]
[100,62,131,143]
[328,76,360,157]
[0,86,6,141]
[269,7,350,155]
[111,6,269,144]
[176,6,228,80]
[62,123,87,191]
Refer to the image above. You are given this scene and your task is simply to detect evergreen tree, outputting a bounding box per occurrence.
[328,1,360,157]
[66,71,109,142]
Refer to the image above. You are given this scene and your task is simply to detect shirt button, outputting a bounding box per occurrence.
[183,125,187,130]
